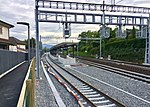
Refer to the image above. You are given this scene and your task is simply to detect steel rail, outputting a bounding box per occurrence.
[45,54,125,107]
[78,58,150,84]
[43,56,96,107]
[77,57,150,75]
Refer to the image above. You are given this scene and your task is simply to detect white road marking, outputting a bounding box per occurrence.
[41,61,66,107]
[69,67,150,104]
[0,61,26,79]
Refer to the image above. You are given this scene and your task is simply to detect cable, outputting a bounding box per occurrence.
[115,0,124,4]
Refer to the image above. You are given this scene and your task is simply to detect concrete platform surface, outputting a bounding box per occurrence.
[0,62,28,107]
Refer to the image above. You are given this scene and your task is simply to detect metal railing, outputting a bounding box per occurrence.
[17,58,36,107]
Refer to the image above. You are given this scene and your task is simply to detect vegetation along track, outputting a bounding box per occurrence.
[78,57,150,84]
[43,54,125,107]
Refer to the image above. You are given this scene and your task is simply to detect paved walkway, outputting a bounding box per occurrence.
[0,62,28,107]
[35,64,58,107]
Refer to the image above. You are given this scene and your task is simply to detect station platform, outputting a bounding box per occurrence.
[0,62,28,107]
[0,55,80,107]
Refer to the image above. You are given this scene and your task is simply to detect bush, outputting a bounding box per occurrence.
[103,39,145,63]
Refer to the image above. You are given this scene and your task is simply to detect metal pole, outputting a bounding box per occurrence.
[73,46,74,58]
[148,14,150,64]
[28,25,30,63]
[35,0,40,79]
[17,22,30,64]
[39,35,41,68]
[99,31,102,58]
[39,35,42,63]
[31,38,33,49]
[77,43,79,57]
[111,0,115,5]
[145,14,150,64]
[100,0,105,59]
[40,35,42,50]
[119,25,122,37]
[144,26,148,64]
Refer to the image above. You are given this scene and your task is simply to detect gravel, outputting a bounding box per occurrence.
[45,56,90,107]
[35,65,58,107]
[43,56,80,107]
[48,53,150,106]
[48,73,80,107]
[65,66,150,107]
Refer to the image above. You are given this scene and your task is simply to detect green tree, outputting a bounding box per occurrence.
[127,26,136,39]
[24,37,36,49]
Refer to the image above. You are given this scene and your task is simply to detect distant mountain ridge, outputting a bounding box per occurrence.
[42,44,53,49]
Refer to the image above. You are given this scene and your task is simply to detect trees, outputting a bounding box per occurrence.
[78,26,145,63]
[24,37,36,49]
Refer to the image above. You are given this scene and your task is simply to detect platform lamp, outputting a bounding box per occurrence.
[17,22,30,64]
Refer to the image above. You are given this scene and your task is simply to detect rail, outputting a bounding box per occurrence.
[17,58,36,107]
[78,57,150,83]
[46,54,125,107]
[78,57,150,75]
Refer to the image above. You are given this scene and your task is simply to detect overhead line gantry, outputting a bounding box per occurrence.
[35,0,150,78]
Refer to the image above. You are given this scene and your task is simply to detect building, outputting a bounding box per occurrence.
[0,20,14,50]
[9,37,27,53]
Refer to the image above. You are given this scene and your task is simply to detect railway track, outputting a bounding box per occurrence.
[77,58,150,84]
[77,57,150,75]
[43,54,125,107]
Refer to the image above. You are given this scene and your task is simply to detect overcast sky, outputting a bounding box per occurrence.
[0,0,150,45]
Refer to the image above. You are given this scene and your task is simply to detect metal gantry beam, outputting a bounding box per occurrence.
[41,36,78,39]
[38,0,150,14]
[38,10,148,26]
[41,36,100,40]
[35,0,150,71]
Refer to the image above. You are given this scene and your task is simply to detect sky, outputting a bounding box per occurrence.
[0,0,150,45]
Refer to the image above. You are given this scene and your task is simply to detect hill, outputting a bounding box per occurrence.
[42,44,53,49]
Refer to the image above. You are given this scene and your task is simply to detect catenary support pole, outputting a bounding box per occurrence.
[35,0,40,79]
[28,25,30,63]
[100,0,105,59]
[148,14,150,64]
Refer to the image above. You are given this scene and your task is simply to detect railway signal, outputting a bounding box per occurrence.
[100,27,110,38]
[63,23,71,39]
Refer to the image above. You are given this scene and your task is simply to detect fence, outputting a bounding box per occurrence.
[0,49,27,75]
[0,49,36,75]
[17,58,35,107]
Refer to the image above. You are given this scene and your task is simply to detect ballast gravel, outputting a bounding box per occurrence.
[47,72,80,107]
[48,54,150,107]
[65,66,150,107]
[35,65,58,107]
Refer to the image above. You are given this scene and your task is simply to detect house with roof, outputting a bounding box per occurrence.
[0,20,14,50]
[0,20,27,52]
[9,37,27,53]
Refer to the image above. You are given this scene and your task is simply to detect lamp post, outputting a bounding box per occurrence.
[17,22,30,64]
